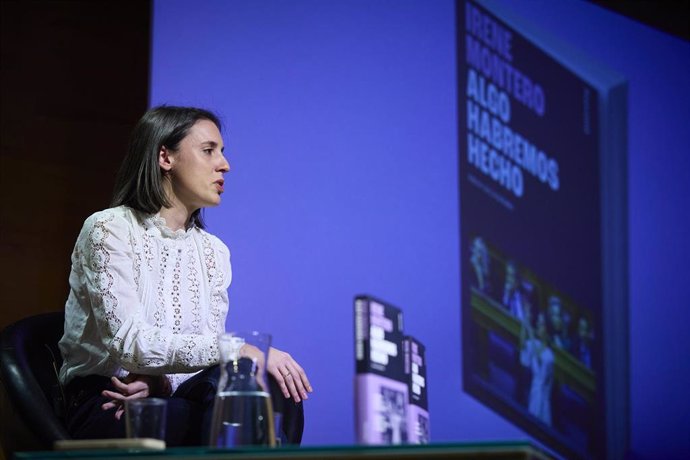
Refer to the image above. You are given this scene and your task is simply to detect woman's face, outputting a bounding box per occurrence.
[163,119,229,212]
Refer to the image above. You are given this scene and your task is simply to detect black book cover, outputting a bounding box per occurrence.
[404,335,429,444]
[354,295,408,444]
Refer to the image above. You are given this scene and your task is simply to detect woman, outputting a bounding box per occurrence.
[58,106,312,445]
[519,309,554,426]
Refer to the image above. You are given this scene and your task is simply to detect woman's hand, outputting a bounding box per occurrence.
[266,346,313,403]
[101,374,171,419]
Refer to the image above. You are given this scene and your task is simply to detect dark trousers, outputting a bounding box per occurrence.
[65,367,220,446]
[64,366,303,446]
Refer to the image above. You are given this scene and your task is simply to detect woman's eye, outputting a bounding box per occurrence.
[204,149,213,154]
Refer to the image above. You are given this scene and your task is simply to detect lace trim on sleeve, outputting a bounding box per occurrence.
[129,232,142,292]
[89,214,121,332]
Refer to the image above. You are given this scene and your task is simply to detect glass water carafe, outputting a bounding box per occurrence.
[209,331,276,447]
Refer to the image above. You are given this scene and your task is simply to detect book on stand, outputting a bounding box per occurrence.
[354,295,408,445]
[404,335,430,444]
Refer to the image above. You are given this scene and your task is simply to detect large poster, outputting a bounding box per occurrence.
[457,1,628,458]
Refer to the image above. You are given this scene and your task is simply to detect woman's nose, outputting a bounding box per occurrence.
[218,154,230,172]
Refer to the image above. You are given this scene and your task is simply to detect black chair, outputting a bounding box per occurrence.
[0,312,303,456]
[0,312,69,455]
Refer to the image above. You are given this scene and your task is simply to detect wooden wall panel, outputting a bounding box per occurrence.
[0,0,150,356]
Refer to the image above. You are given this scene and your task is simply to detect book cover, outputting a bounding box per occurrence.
[457,1,628,458]
[404,336,430,444]
[354,295,408,445]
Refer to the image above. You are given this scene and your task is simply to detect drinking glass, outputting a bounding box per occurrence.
[125,398,167,440]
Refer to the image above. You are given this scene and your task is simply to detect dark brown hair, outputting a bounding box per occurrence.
[111,105,222,228]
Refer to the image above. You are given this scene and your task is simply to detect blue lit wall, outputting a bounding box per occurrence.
[151,0,690,457]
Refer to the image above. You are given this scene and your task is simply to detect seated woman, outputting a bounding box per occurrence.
[58,106,312,446]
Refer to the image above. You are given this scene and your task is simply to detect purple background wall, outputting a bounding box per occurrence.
[150,0,690,457]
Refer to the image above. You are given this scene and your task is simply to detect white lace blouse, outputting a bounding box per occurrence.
[58,206,231,391]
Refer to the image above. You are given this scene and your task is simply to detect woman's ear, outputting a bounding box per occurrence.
[159,146,173,172]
